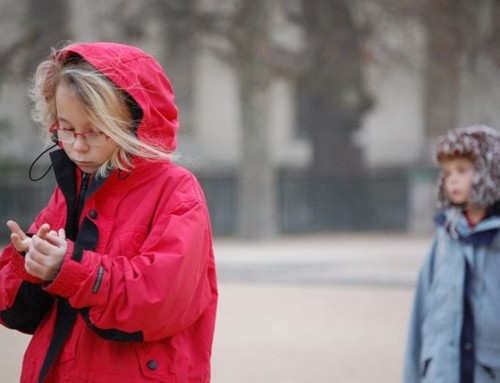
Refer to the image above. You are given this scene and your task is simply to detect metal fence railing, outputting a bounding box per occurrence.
[0,168,409,239]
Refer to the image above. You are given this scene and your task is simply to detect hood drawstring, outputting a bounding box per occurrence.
[28,144,58,181]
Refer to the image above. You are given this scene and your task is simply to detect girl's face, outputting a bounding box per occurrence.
[441,157,475,206]
[55,81,119,174]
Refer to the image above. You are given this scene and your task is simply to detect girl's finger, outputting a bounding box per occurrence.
[58,228,66,240]
[10,233,27,252]
[31,235,58,255]
[36,224,51,240]
[6,220,27,241]
[45,231,67,248]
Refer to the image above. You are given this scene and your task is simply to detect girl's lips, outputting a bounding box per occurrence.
[73,160,97,172]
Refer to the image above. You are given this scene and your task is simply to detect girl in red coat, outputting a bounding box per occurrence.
[0,42,218,382]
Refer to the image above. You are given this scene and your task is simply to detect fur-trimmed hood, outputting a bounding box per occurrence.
[435,125,500,209]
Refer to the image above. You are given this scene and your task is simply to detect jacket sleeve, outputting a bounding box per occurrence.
[403,235,438,383]
[0,245,54,334]
[0,248,53,334]
[43,198,215,342]
[0,189,63,333]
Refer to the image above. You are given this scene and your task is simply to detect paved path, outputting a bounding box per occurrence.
[212,282,415,383]
[0,233,431,382]
[215,233,429,286]
[212,233,429,382]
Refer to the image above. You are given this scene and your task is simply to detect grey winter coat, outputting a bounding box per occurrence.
[404,208,500,383]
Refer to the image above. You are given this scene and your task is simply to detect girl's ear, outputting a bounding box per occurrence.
[49,123,62,147]
[51,130,58,144]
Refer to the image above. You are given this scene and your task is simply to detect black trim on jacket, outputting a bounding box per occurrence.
[50,150,146,341]
[0,282,54,334]
[80,307,144,342]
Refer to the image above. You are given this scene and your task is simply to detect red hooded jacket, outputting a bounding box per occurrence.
[0,43,218,382]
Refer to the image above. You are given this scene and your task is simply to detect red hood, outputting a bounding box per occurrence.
[55,42,178,152]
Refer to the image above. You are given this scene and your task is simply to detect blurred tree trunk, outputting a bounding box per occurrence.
[299,0,373,177]
[422,0,465,143]
[23,0,69,76]
[150,0,278,238]
[0,0,69,164]
[0,0,68,83]
[145,0,278,238]
[234,1,278,239]
[487,0,500,60]
[164,0,197,135]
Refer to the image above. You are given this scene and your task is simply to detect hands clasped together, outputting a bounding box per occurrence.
[7,220,67,282]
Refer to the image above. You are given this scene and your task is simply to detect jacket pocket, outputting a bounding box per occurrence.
[420,358,432,379]
[135,342,187,383]
[476,346,500,382]
[418,342,448,383]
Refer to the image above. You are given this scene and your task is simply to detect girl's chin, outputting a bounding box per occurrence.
[74,162,98,174]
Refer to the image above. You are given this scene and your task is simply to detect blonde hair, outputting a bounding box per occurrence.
[30,50,172,178]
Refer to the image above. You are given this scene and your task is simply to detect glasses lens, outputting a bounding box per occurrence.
[57,129,74,143]
[86,132,106,146]
[56,129,107,145]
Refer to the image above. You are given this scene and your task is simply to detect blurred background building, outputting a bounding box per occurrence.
[1,0,500,239]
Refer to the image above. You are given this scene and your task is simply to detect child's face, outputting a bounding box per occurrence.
[55,81,119,174]
[441,157,475,206]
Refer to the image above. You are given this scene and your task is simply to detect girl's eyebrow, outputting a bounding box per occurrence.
[56,117,97,132]
[56,118,74,129]
[56,117,76,127]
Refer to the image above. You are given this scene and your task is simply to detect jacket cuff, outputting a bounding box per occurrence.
[43,241,88,298]
[8,247,44,284]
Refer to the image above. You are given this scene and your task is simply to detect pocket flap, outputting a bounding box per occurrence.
[476,344,500,369]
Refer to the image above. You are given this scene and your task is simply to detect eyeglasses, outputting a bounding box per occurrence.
[50,125,109,146]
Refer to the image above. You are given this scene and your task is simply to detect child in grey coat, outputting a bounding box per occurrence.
[404,125,500,383]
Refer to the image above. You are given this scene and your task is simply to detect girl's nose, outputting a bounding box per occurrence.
[72,135,90,152]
